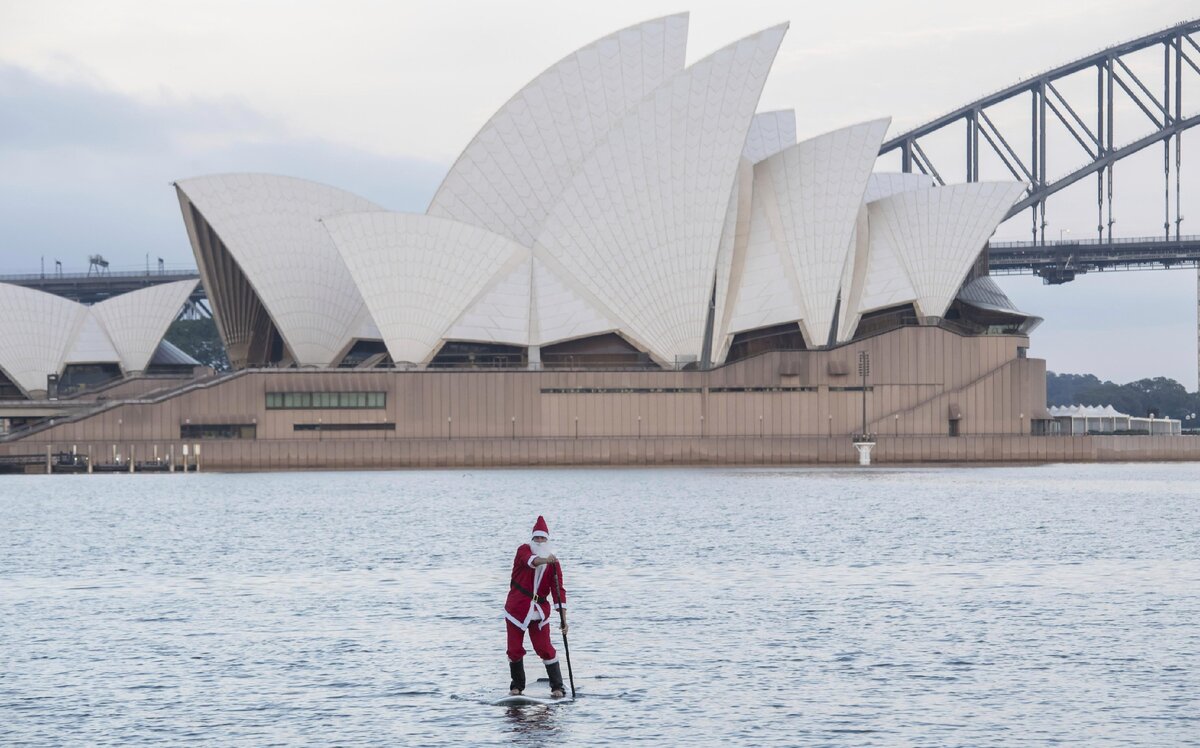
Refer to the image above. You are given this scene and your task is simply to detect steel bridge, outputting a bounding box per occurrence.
[3,18,1199,371]
[0,269,208,316]
[987,234,1200,283]
[880,17,1200,244]
[880,17,1200,384]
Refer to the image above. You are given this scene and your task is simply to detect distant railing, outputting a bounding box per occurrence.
[399,351,677,372]
[852,314,1027,343]
[0,266,199,283]
[7,429,1191,446]
[989,234,1200,249]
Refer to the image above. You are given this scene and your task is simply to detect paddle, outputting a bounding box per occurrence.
[553,564,576,699]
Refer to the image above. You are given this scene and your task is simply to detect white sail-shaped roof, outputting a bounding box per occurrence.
[0,283,88,395]
[711,158,754,362]
[846,213,918,321]
[90,280,197,373]
[742,110,797,163]
[323,212,529,364]
[439,253,621,348]
[62,313,121,365]
[444,256,533,346]
[721,180,800,340]
[839,217,931,342]
[428,14,690,247]
[867,181,1027,319]
[726,119,890,347]
[152,339,200,366]
[835,171,937,341]
[533,24,789,363]
[862,172,935,203]
[175,174,382,367]
[835,205,874,343]
[530,257,620,346]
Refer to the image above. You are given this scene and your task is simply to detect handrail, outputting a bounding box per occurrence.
[0,369,245,443]
[990,234,1200,248]
[0,267,199,283]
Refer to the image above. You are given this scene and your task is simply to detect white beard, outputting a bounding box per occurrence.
[529,540,554,558]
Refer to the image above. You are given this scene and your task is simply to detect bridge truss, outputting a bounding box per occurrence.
[0,269,208,317]
[881,18,1200,388]
[880,18,1200,244]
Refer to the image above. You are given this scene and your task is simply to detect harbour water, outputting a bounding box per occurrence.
[2,464,1198,746]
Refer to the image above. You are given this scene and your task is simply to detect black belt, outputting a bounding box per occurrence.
[511,580,543,602]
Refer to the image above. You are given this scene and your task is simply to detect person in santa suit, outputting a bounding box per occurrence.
[505,515,568,698]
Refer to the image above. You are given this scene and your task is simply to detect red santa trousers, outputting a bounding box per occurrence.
[506,619,558,664]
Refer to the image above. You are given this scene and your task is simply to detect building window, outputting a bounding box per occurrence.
[286,392,310,408]
[181,423,257,439]
[829,386,875,392]
[1017,346,1028,359]
[265,391,386,409]
[540,387,703,394]
[293,422,396,432]
[708,386,817,393]
[948,420,960,437]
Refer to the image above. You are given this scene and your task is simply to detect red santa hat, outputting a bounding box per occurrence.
[531,515,549,540]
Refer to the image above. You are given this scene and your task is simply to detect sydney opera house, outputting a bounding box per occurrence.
[0,280,201,399]
[1,14,1085,468]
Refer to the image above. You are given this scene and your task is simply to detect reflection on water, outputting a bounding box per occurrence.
[504,703,562,739]
[1,464,1198,746]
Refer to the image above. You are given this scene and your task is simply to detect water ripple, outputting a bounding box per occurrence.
[1,464,1198,745]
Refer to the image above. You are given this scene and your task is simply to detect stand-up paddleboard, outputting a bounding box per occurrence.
[491,693,574,706]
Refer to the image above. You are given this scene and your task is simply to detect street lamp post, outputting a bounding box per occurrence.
[857,351,870,438]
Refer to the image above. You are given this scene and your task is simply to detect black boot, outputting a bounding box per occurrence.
[545,661,565,698]
[508,659,526,694]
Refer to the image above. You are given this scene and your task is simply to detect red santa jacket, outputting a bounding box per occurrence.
[504,543,566,631]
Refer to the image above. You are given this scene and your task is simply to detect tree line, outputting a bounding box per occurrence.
[165,318,230,372]
[1047,372,1199,422]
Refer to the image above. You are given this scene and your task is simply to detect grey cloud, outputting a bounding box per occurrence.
[996,272,1197,388]
[0,64,266,151]
[0,64,447,270]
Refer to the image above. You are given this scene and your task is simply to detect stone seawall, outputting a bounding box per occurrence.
[4,435,1198,472]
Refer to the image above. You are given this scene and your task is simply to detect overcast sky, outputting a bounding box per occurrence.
[1,0,1198,388]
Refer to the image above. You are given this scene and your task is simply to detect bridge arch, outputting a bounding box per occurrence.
[879,19,1200,243]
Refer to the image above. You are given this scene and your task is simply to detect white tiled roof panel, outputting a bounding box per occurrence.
[533,24,788,363]
[176,174,382,366]
[0,283,88,394]
[90,280,197,372]
[324,212,529,364]
[428,14,690,248]
[742,110,797,163]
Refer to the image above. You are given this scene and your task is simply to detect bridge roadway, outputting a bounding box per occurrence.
[987,234,1200,283]
[0,269,203,304]
[4,236,1200,303]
